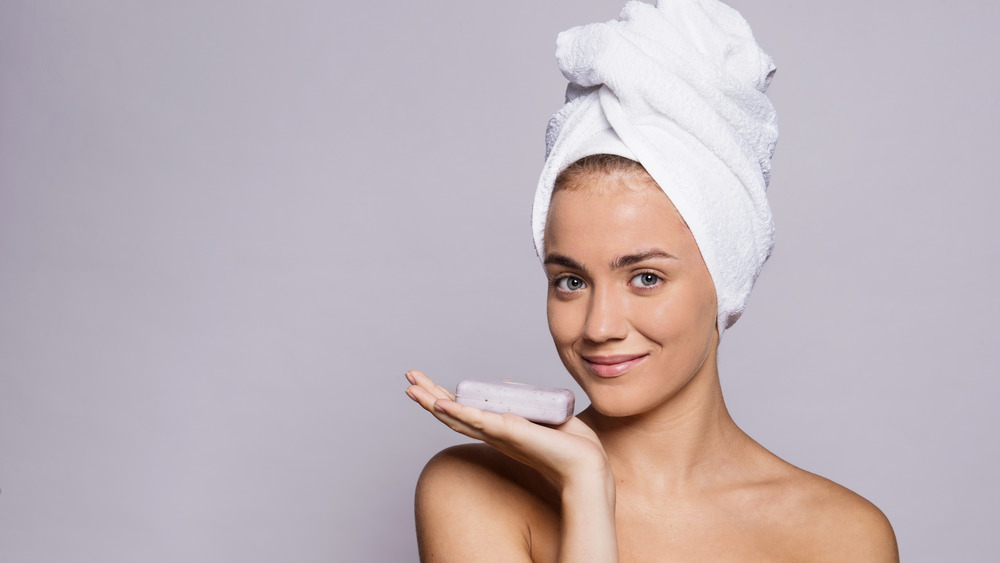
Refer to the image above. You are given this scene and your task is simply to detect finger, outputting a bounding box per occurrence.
[406,369,454,401]
[431,399,572,470]
[408,379,573,465]
[409,390,521,446]
[408,385,488,440]
[432,398,535,446]
[407,393,495,445]
[410,384,572,451]
[434,383,456,401]
[407,382,446,412]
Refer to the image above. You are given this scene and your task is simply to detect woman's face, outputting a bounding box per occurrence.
[543,171,719,418]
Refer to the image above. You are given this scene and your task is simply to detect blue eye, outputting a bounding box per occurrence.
[632,273,661,287]
[556,276,587,292]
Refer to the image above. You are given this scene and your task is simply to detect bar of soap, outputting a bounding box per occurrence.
[455,379,575,425]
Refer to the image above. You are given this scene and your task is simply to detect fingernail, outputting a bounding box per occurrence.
[434,401,447,413]
[404,371,415,385]
[405,389,417,402]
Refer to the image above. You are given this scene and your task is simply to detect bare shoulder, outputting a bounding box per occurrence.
[415,443,558,562]
[765,464,898,562]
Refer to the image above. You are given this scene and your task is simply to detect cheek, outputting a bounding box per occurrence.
[546,297,583,347]
[636,284,715,346]
[635,295,687,341]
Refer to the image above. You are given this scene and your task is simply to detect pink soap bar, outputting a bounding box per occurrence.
[455,379,575,425]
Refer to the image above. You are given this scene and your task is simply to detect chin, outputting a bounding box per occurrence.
[588,401,644,418]
[581,384,664,419]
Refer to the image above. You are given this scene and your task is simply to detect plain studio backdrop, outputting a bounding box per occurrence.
[1,1,997,561]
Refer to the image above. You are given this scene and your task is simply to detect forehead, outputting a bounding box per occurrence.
[543,171,694,259]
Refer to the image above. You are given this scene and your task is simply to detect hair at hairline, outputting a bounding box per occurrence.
[553,154,657,193]
[552,153,691,231]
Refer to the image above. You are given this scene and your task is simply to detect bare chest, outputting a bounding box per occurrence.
[524,493,801,563]
[612,502,798,562]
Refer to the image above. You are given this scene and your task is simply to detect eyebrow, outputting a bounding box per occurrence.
[543,249,677,272]
[611,249,678,269]
[543,253,585,271]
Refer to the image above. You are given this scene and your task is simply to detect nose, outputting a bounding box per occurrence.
[582,284,629,343]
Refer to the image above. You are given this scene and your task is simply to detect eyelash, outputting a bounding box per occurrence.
[550,271,664,294]
[630,271,663,290]
[553,275,587,293]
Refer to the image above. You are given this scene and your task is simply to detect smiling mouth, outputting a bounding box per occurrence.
[582,354,649,378]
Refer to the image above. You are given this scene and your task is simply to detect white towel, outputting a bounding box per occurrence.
[532,0,779,335]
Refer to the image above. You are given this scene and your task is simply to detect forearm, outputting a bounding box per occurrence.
[558,470,619,563]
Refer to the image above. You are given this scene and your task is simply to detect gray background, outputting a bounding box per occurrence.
[2,0,997,561]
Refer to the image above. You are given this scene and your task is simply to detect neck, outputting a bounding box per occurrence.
[579,343,751,495]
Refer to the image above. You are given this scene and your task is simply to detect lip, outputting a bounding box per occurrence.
[582,353,648,378]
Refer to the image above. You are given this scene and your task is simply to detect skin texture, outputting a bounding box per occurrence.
[406,169,898,562]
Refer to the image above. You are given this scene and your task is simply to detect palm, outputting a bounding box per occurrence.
[406,370,609,488]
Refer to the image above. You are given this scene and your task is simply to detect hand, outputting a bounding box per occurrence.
[405,369,610,490]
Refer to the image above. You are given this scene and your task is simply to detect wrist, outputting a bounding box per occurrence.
[561,464,616,507]
[557,465,619,563]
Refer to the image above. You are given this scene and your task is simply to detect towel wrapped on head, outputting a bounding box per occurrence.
[532,0,779,336]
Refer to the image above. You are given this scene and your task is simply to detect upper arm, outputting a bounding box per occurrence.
[828,500,898,562]
[415,444,536,563]
[800,487,899,562]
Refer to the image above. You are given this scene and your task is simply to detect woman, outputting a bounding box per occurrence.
[405,1,897,560]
